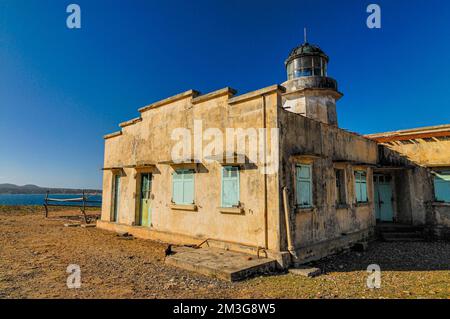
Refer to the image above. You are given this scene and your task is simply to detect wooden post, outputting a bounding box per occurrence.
[81,190,89,224]
[44,191,49,218]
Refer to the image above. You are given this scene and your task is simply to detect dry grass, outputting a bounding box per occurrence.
[1,206,449,299]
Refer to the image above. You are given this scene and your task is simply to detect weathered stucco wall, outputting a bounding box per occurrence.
[379,146,450,232]
[100,81,450,265]
[282,94,337,125]
[278,108,378,262]
[101,87,284,254]
[433,203,450,239]
[380,139,450,167]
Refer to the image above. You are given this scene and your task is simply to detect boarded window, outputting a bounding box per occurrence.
[355,170,368,203]
[434,170,450,203]
[172,169,194,205]
[335,169,347,205]
[296,164,313,208]
[221,166,240,207]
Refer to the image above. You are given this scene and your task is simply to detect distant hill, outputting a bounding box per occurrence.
[0,183,101,195]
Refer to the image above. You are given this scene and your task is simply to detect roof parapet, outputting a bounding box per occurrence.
[105,85,286,141]
[228,84,285,105]
[103,131,122,140]
[119,117,142,128]
[138,89,201,113]
[192,87,237,104]
[366,124,450,138]
[365,124,450,143]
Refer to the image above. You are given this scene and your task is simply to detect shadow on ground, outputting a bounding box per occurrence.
[307,241,450,273]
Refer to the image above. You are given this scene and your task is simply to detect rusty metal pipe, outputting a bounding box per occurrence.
[282,186,296,257]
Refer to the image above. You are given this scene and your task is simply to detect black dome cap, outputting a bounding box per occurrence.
[285,43,329,66]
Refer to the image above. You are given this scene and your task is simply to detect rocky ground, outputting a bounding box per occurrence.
[1,206,449,299]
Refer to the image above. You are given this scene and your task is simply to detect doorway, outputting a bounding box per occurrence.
[112,174,120,222]
[139,173,152,227]
[374,174,394,222]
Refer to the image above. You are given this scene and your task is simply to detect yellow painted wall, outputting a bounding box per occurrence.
[101,88,282,251]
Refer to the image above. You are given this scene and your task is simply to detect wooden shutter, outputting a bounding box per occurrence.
[172,169,195,204]
[296,164,312,207]
[221,166,239,207]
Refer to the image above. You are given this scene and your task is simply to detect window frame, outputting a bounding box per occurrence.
[172,169,195,205]
[354,170,368,203]
[296,163,313,208]
[335,168,347,206]
[287,56,327,79]
[434,170,450,203]
[221,166,240,208]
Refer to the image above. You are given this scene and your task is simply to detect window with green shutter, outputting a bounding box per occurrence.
[221,166,240,207]
[172,169,195,205]
[355,170,368,203]
[434,170,450,203]
[296,164,312,208]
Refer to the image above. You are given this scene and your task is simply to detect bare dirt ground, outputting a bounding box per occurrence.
[1,206,449,299]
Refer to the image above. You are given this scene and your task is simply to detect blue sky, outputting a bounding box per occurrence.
[0,0,449,189]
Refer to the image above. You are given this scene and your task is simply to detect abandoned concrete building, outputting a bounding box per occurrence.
[366,125,450,239]
[98,41,450,269]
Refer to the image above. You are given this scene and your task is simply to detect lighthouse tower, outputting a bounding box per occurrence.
[281,38,342,126]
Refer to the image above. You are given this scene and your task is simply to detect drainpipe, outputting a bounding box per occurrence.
[283,186,297,257]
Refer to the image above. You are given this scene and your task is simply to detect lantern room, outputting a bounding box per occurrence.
[285,43,329,80]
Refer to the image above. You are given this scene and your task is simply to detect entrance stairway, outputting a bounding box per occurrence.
[376,223,425,242]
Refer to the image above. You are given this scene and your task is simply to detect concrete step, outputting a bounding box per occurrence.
[165,247,278,282]
[289,267,321,278]
[376,223,425,242]
[376,224,424,233]
[383,231,423,238]
[382,237,425,242]
[382,231,424,242]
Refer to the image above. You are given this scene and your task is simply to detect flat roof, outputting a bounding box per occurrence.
[365,124,450,143]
